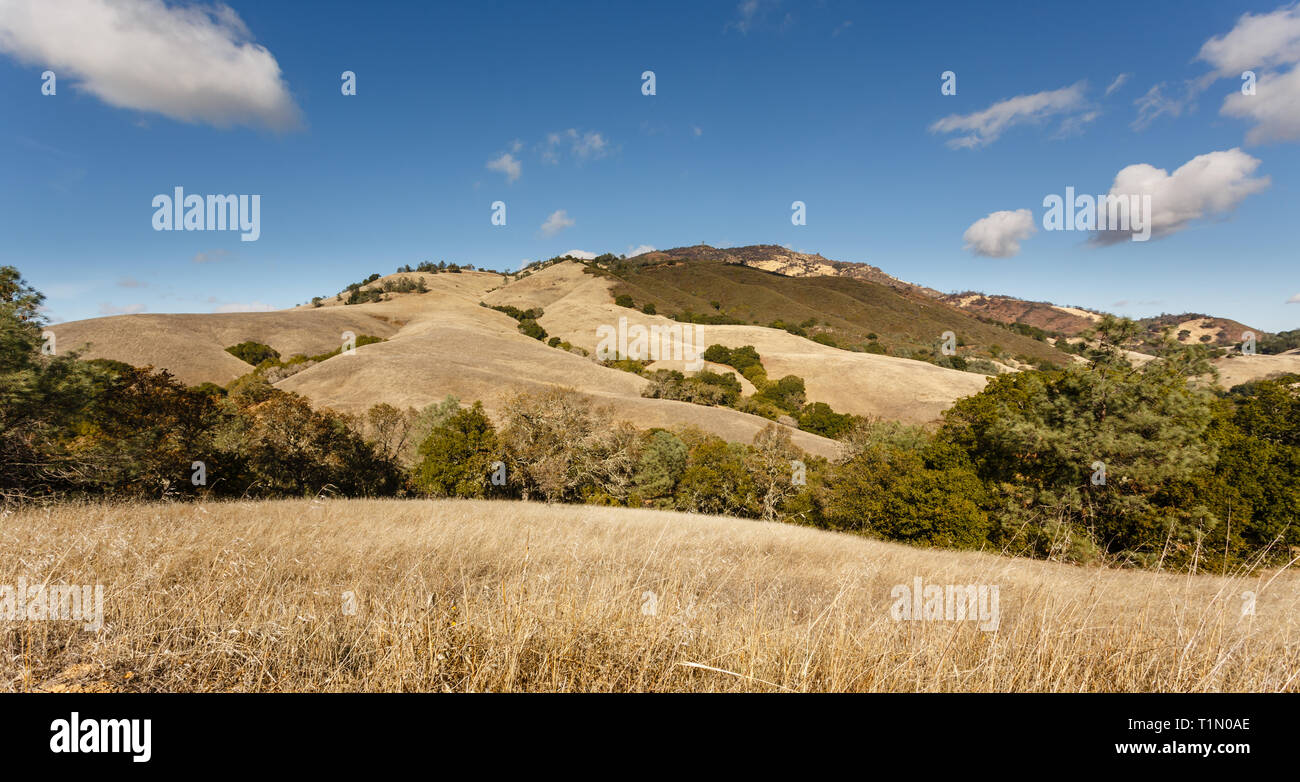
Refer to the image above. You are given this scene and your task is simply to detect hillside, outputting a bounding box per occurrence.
[46,308,405,387]
[47,268,841,456]
[1212,352,1300,388]
[634,243,944,298]
[44,247,1294,453]
[941,292,1103,336]
[482,261,991,423]
[595,245,1069,367]
[46,257,1019,450]
[11,498,1297,693]
[1135,313,1263,350]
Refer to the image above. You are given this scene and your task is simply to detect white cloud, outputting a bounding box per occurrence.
[116,276,146,288]
[930,83,1090,148]
[98,302,146,315]
[1104,73,1131,96]
[1195,5,1300,144]
[1198,5,1300,77]
[626,244,656,257]
[963,209,1036,257]
[1092,148,1269,244]
[486,152,521,183]
[541,209,574,236]
[1287,292,1300,303]
[0,0,301,130]
[214,300,274,313]
[1222,60,1300,144]
[561,249,597,260]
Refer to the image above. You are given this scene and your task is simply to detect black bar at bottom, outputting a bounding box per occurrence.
[0,693,1284,770]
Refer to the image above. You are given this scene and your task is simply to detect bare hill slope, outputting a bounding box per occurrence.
[49,269,843,456]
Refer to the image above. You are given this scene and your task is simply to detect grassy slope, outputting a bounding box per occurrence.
[484,262,990,424]
[608,259,1069,365]
[6,499,1297,693]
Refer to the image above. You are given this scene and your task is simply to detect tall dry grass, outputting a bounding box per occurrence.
[2,498,1297,692]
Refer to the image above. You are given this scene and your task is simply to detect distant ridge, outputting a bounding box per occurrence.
[630,244,943,298]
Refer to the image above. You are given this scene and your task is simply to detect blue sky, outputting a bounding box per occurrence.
[1,0,1298,331]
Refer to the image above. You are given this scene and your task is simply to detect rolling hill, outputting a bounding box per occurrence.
[45,245,1298,455]
[940,292,1103,336]
[595,245,1070,367]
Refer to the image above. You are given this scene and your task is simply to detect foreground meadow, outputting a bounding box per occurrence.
[2,498,1298,692]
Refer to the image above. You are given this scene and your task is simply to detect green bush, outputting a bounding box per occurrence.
[798,402,856,438]
[517,318,547,341]
[755,374,806,414]
[413,402,501,498]
[225,341,281,366]
[824,443,991,549]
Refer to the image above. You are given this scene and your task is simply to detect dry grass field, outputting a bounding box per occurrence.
[4,499,1298,693]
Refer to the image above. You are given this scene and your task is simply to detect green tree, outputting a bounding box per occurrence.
[632,429,688,505]
[824,439,991,548]
[0,267,100,500]
[413,402,501,498]
[798,401,856,438]
[676,434,757,516]
[939,333,1219,564]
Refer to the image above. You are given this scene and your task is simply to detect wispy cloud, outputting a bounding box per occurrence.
[930,83,1091,148]
[541,129,610,163]
[1104,73,1130,96]
[726,0,763,35]
[1132,82,1189,130]
[486,152,521,183]
[192,249,229,264]
[116,276,147,288]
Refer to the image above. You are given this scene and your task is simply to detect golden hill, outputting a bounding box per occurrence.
[46,260,1295,455]
[482,261,991,423]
